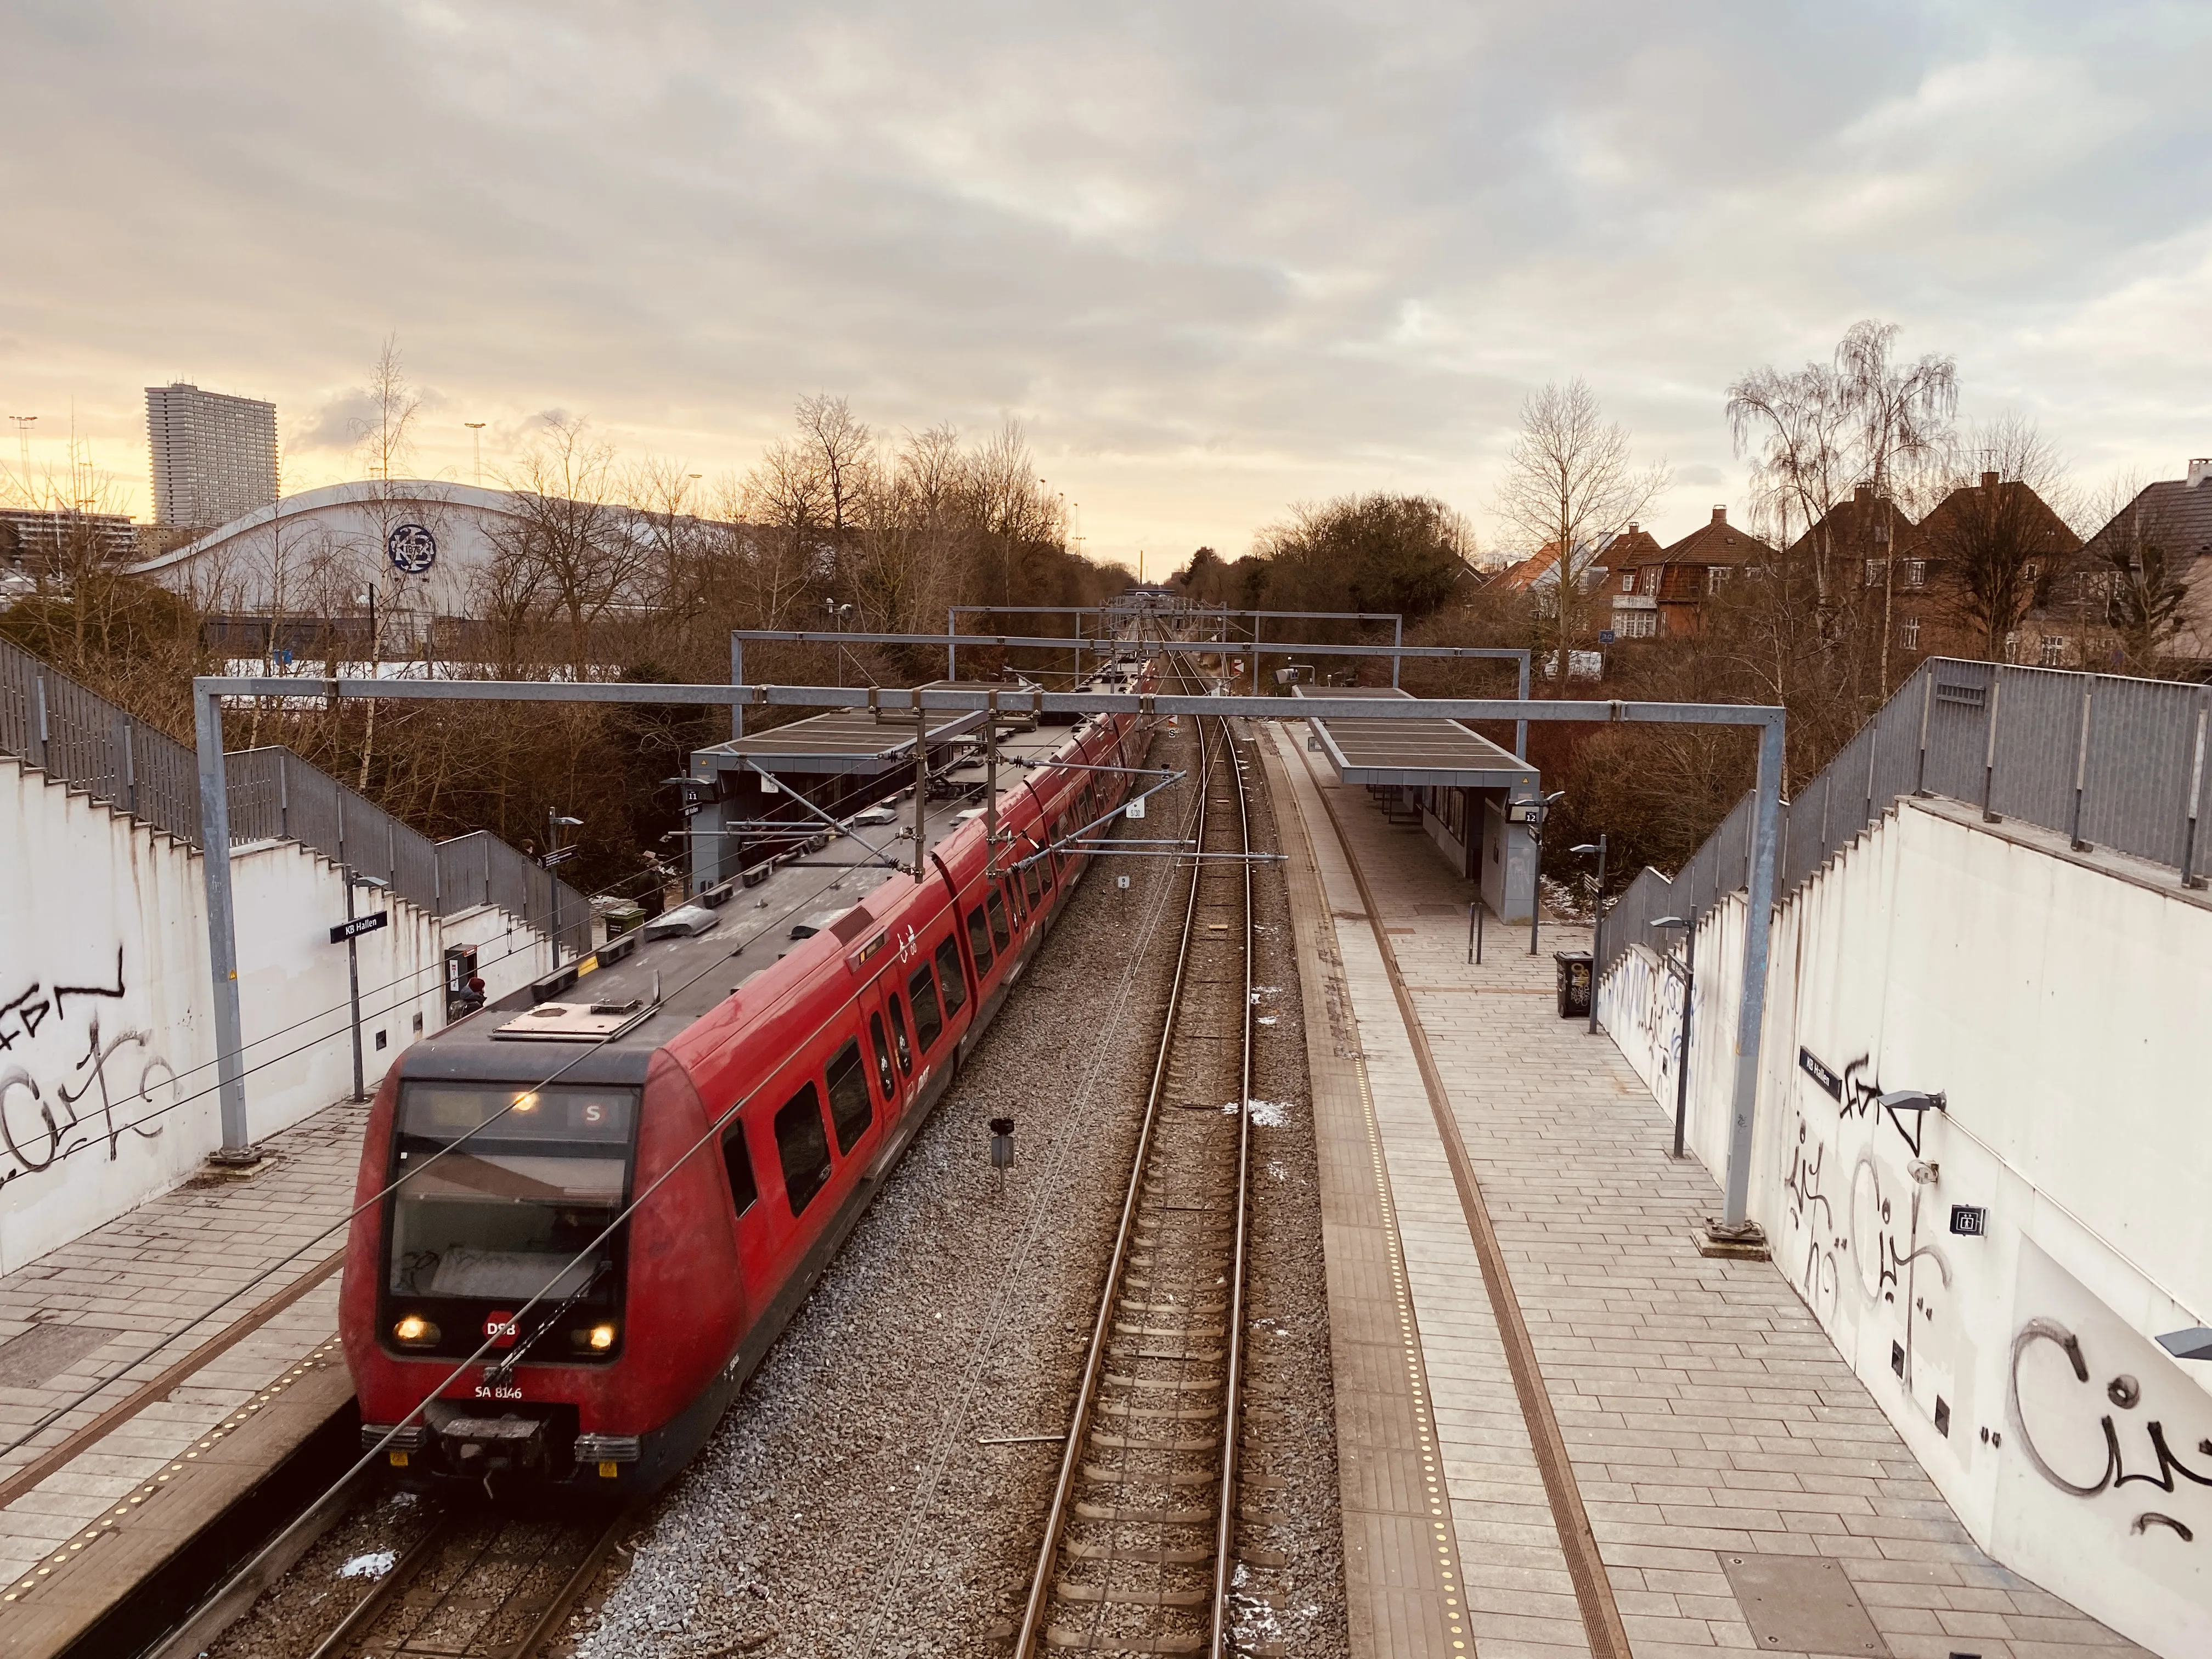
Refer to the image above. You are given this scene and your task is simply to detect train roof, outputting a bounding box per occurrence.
[398,708,1133,1090]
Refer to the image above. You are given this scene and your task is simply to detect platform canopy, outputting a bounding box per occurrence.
[1293,685,1538,791]
[695,682,997,776]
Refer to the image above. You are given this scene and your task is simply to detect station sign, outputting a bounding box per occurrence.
[330,911,390,944]
[1949,1205,1988,1237]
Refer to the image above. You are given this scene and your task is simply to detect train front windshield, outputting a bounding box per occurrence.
[386,1084,637,1342]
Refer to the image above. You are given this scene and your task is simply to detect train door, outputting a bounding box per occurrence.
[716,1105,775,1314]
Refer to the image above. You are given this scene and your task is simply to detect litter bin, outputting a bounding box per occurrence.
[603,902,646,940]
[1554,951,1593,1020]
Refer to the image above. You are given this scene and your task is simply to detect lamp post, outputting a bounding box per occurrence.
[826,600,854,686]
[547,812,583,968]
[337,872,390,1103]
[1570,834,1607,1034]
[1653,914,1695,1158]
[1525,790,1565,955]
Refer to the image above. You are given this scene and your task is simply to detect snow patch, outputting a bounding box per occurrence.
[338,1550,396,1580]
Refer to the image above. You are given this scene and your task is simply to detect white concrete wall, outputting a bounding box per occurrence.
[0,758,545,1274]
[1597,797,2212,1655]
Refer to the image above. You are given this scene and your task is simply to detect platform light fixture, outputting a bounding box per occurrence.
[1569,836,1607,1036]
[1650,916,1697,1159]
[1877,1089,1948,1115]
[2157,1328,2212,1362]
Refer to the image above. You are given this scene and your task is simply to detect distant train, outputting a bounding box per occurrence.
[340,669,1158,1495]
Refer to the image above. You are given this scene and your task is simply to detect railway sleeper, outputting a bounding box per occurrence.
[1089,1435,1224,1453]
[1072,1502,1214,1523]
[1042,1629,1204,1653]
[1085,1464,1214,1486]
[1104,1374,1222,1392]
[1056,1582,1210,1607]
[1066,1542,1212,1565]
[1113,1322,1226,1338]
[1113,1345,1224,1362]
[1094,1401,1222,1421]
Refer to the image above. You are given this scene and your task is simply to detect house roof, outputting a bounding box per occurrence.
[1618,507,1775,572]
[1903,475,2081,558]
[2078,470,2212,567]
[1785,486,1918,564]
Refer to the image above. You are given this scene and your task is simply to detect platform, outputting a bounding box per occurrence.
[0,1101,362,1655]
[1260,721,2145,1659]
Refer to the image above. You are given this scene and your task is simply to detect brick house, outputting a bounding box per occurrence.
[1606,507,1774,639]
[1883,472,2084,665]
[2075,457,2212,674]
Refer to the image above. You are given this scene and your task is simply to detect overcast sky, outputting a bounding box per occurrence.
[5,1,2209,567]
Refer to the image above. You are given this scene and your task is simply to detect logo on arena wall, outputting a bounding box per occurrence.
[386,522,437,574]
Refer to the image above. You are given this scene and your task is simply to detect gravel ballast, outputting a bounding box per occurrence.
[206,712,1349,1659]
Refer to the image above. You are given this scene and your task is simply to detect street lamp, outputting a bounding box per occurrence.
[1653,914,1695,1158]
[547,813,583,969]
[1570,834,1607,1035]
[1523,791,1566,956]
[826,600,855,686]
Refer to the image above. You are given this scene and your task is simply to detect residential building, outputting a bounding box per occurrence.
[1492,524,1654,617]
[1887,472,2084,666]
[1607,506,1774,638]
[0,506,140,576]
[145,382,279,530]
[2076,457,2212,673]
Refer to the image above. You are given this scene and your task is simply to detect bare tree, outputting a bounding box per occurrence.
[1726,359,1854,607]
[1835,322,1958,693]
[1920,417,2079,662]
[1493,380,1667,676]
[2085,471,2192,673]
[793,394,877,545]
[493,416,642,676]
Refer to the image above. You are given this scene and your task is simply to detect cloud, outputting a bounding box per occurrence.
[3,1,2209,553]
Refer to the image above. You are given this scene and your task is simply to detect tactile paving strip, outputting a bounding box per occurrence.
[1,1336,345,1605]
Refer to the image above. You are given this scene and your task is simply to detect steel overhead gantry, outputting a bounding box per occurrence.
[736,628,1534,757]
[189,675,1785,1243]
[947,604,1411,684]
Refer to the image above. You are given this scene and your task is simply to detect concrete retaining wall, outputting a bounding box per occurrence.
[1597,794,2212,1655]
[0,757,544,1274]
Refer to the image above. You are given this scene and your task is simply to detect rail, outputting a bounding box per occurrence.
[1599,657,2212,977]
[1015,644,1256,1658]
[0,635,588,953]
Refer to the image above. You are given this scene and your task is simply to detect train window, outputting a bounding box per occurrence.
[721,1122,758,1217]
[911,962,946,1047]
[987,891,1012,952]
[825,1039,874,1154]
[887,995,913,1073]
[1021,859,1043,909]
[966,906,994,976]
[934,935,967,1016]
[773,1084,833,1215]
[868,1013,896,1099]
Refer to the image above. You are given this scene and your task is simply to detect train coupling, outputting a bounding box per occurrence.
[441,1413,549,1483]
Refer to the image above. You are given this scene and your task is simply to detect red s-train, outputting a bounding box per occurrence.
[339,673,1157,1495]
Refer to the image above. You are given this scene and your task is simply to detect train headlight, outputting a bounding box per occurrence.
[573,1322,618,1352]
[392,1314,439,1347]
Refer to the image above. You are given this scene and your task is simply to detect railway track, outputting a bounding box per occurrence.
[300,1503,628,1659]
[1014,645,1259,1658]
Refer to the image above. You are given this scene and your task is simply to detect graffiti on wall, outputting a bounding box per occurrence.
[1781,1047,1963,1438]
[0,947,176,1182]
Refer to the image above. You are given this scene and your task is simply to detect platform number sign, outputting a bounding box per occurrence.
[1949,1205,1988,1237]
[387,522,438,574]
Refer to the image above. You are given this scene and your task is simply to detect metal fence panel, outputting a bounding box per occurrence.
[0,640,585,937]
[1988,666,2084,831]
[1596,656,2208,980]
[2079,676,2198,865]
